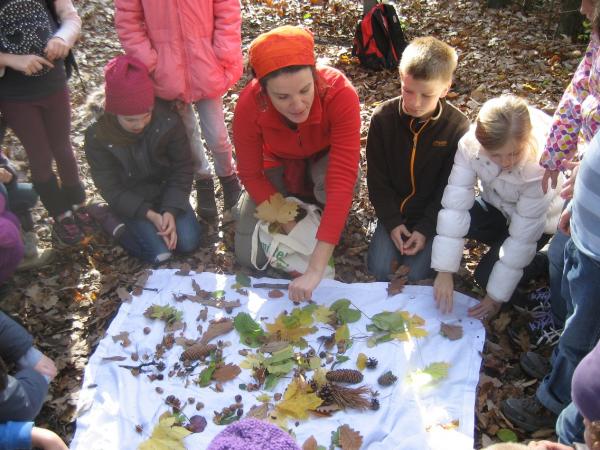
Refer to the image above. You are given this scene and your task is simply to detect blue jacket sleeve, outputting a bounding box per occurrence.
[0,421,33,450]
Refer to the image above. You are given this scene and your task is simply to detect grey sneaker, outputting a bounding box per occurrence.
[18,232,55,270]
[196,178,218,220]
[501,396,557,432]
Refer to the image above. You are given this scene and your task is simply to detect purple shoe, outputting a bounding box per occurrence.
[86,203,125,239]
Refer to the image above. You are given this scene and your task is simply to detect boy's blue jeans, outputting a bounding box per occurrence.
[557,402,585,445]
[118,205,202,264]
[0,182,38,231]
[547,229,569,326]
[367,221,434,282]
[536,238,600,415]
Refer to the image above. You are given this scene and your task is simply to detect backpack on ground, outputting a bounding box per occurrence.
[352,2,408,71]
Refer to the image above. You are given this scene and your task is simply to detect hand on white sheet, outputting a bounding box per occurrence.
[289,269,321,302]
[467,294,502,320]
[434,271,454,314]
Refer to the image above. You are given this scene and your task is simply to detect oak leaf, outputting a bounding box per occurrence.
[338,424,363,450]
[212,363,241,382]
[112,331,131,347]
[440,322,463,340]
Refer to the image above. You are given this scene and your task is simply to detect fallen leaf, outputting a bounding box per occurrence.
[387,277,407,296]
[112,331,131,347]
[302,436,318,450]
[440,322,464,340]
[497,428,518,442]
[212,363,241,382]
[268,289,284,299]
[199,318,234,345]
[356,353,367,371]
[101,355,127,362]
[338,424,363,450]
[116,287,131,303]
[138,413,191,450]
[275,377,323,419]
[254,193,299,224]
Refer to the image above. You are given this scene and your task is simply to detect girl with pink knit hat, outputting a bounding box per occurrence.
[84,55,202,264]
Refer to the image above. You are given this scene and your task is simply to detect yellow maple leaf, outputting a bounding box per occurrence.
[138,414,191,450]
[390,314,428,341]
[266,314,317,343]
[254,193,299,225]
[275,377,323,419]
[313,305,333,324]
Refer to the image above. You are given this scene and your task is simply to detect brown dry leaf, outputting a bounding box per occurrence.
[338,424,363,450]
[259,340,290,353]
[116,287,132,303]
[391,264,411,279]
[175,263,191,276]
[246,403,270,420]
[101,355,127,362]
[132,286,144,296]
[136,270,152,287]
[302,436,318,450]
[440,322,464,340]
[112,331,131,347]
[387,277,407,296]
[492,312,511,333]
[197,307,208,322]
[268,289,284,299]
[199,318,234,345]
[212,363,241,382]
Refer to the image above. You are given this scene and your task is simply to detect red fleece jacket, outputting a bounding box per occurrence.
[233,66,361,244]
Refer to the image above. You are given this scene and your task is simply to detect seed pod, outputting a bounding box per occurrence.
[366,357,378,369]
[377,371,398,387]
[370,398,380,411]
[180,343,217,361]
[326,369,364,384]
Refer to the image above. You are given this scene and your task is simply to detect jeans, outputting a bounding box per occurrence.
[117,205,202,264]
[0,182,37,231]
[367,221,434,281]
[467,197,550,290]
[557,402,585,445]
[548,229,569,326]
[537,238,600,414]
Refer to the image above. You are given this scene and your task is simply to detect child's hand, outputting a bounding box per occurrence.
[158,212,177,250]
[402,230,425,255]
[558,208,572,236]
[31,427,68,450]
[541,168,560,194]
[44,37,70,61]
[527,440,573,450]
[0,168,13,183]
[467,294,502,320]
[34,354,57,380]
[390,224,411,255]
[560,161,579,200]
[5,54,54,75]
[434,272,454,313]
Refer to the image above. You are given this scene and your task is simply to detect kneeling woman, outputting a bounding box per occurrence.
[233,26,361,301]
[85,55,202,263]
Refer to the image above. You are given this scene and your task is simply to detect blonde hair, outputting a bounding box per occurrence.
[475,95,538,163]
[482,444,528,450]
[399,36,457,82]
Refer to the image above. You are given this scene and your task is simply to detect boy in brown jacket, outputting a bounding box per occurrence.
[366,36,469,281]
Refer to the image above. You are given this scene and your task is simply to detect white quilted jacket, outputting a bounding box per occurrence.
[431,108,564,302]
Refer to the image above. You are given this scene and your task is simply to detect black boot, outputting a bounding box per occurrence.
[219,174,242,213]
[196,178,218,220]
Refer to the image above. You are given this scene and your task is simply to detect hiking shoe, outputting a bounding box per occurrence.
[22,231,39,259]
[196,178,218,220]
[219,174,242,212]
[73,206,97,236]
[520,351,551,380]
[86,203,125,239]
[17,248,55,271]
[501,396,557,432]
[53,212,84,246]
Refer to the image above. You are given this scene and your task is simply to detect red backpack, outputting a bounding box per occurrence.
[352,2,408,71]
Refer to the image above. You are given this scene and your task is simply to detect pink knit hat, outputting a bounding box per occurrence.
[104,55,154,115]
[207,418,300,450]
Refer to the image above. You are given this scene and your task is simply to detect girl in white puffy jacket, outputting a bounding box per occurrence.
[431,95,563,319]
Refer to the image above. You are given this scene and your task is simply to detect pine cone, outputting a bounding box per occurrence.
[326,369,364,384]
[370,398,380,411]
[180,343,216,361]
[317,383,335,403]
[377,371,398,386]
[366,357,378,369]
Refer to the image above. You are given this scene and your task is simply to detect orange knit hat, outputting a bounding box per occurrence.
[249,25,315,80]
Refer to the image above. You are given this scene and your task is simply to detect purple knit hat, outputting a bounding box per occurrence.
[207,418,300,450]
[572,340,600,421]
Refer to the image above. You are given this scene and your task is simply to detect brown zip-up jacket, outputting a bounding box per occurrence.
[367,96,469,239]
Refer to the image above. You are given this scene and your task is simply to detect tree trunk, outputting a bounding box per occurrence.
[558,0,584,41]
[363,0,378,15]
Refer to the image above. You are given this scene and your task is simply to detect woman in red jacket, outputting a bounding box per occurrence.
[233,26,361,302]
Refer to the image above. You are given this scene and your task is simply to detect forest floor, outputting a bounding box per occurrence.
[0,0,585,447]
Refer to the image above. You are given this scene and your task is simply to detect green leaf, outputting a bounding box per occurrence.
[367,337,377,348]
[335,355,350,364]
[371,311,406,331]
[375,333,393,344]
[268,346,294,364]
[212,290,225,299]
[422,362,450,381]
[335,324,350,343]
[330,299,351,312]
[497,428,518,442]
[264,373,281,390]
[266,359,295,375]
[235,273,252,288]
[197,364,216,387]
[308,356,321,370]
[337,307,361,324]
[234,312,265,347]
